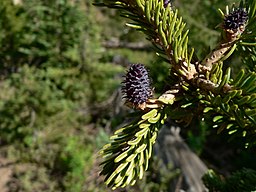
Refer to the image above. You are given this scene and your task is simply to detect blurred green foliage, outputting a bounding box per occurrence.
[203,168,256,192]
[0,0,84,74]
[0,0,122,191]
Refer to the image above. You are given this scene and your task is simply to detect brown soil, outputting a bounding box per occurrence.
[0,157,12,192]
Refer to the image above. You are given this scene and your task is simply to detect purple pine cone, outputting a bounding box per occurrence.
[122,64,152,107]
[224,8,248,32]
[163,0,171,8]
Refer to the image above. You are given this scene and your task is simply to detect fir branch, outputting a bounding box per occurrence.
[202,70,256,146]
[202,3,249,69]
[95,0,195,80]
[95,0,256,189]
[99,107,169,189]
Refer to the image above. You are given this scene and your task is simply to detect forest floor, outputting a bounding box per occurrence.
[0,156,12,192]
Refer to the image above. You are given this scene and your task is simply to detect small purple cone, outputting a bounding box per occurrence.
[164,0,171,8]
[224,8,248,32]
[122,64,152,106]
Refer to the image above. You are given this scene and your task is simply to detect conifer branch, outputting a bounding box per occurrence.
[95,0,195,80]
[100,107,169,189]
[95,0,256,189]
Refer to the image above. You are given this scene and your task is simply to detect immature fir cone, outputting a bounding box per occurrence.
[122,64,152,108]
[163,0,171,8]
[224,8,248,32]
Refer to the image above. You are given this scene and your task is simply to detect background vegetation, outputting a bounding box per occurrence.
[0,0,255,191]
